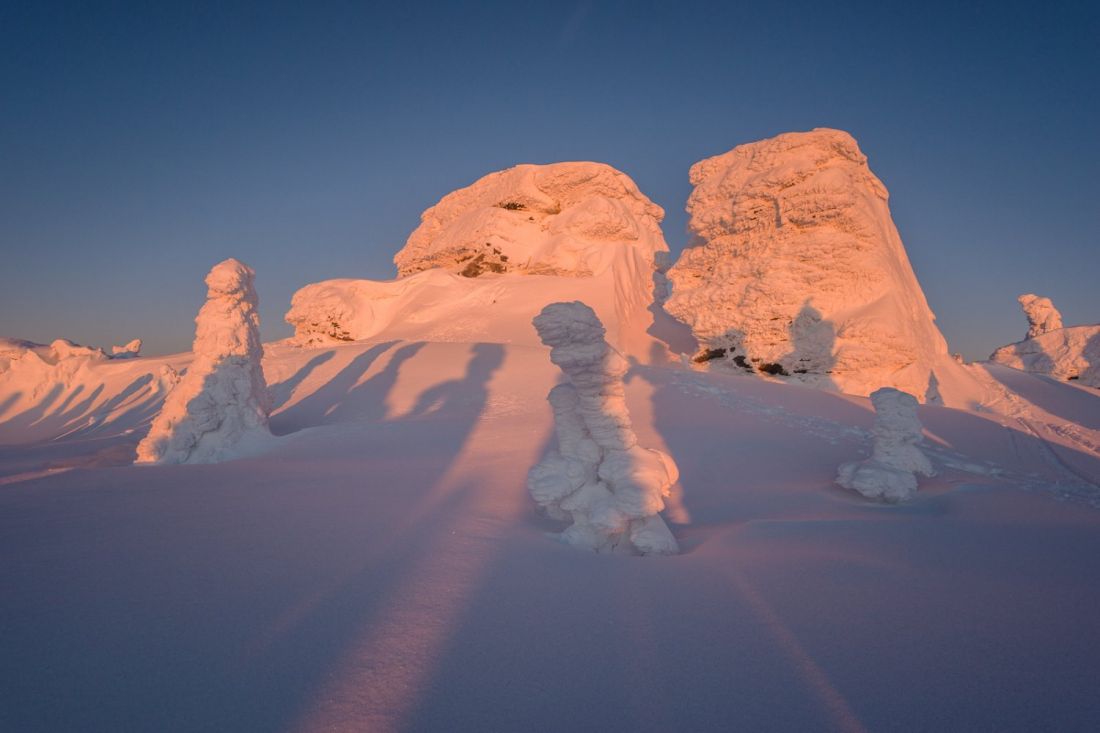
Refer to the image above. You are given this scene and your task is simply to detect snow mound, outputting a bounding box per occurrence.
[665,128,962,402]
[286,162,674,357]
[990,323,1100,385]
[0,337,108,374]
[136,259,274,464]
[394,162,667,278]
[836,387,934,503]
[111,338,142,358]
[1018,294,1063,339]
[527,301,679,555]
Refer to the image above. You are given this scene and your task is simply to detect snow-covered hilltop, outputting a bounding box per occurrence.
[286,162,674,356]
[991,294,1099,386]
[665,128,964,401]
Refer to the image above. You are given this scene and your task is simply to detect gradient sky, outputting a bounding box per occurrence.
[2,1,1097,360]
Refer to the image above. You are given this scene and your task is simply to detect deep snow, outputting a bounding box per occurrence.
[2,333,1100,732]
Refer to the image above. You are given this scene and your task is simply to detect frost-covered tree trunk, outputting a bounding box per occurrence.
[1018,294,1063,339]
[528,301,679,554]
[836,387,934,503]
[136,258,272,464]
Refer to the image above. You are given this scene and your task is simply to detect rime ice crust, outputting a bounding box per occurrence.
[990,324,1100,384]
[285,162,672,355]
[1018,294,1063,340]
[665,128,952,400]
[136,259,273,464]
[527,301,679,555]
[394,162,668,278]
[836,388,934,503]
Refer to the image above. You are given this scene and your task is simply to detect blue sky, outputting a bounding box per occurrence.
[2,0,1097,359]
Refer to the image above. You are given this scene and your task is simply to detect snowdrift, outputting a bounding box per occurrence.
[665,128,975,403]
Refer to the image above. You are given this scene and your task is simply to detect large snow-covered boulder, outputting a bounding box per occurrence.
[1018,294,1063,339]
[527,301,679,555]
[990,324,1100,385]
[665,128,958,401]
[836,387,934,503]
[136,259,273,464]
[286,162,675,356]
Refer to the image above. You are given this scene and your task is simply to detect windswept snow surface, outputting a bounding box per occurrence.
[991,323,1100,385]
[135,258,274,464]
[665,128,977,404]
[2,333,1100,730]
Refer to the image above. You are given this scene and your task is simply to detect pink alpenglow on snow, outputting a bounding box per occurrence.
[111,338,142,358]
[836,387,934,503]
[135,258,274,465]
[665,128,965,402]
[1018,294,1063,339]
[528,301,679,554]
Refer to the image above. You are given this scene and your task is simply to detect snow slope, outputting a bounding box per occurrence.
[991,324,1100,387]
[2,329,1100,731]
[665,129,976,404]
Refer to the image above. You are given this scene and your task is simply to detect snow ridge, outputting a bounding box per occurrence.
[527,301,679,554]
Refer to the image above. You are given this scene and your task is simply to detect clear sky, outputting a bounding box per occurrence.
[2,0,1097,360]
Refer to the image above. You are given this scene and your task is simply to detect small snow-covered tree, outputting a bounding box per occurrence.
[528,301,679,554]
[1018,294,1063,340]
[836,387,934,503]
[136,258,272,464]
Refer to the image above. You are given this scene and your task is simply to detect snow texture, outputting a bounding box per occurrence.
[665,128,956,400]
[286,162,672,356]
[528,301,679,554]
[990,323,1100,384]
[111,338,143,358]
[394,162,668,278]
[836,387,934,503]
[135,258,273,464]
[1018,294,1063,339]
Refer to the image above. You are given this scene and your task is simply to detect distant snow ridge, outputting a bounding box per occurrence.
[1018,294,1063,339]
[836,388,934,503]
[528,301,679,555]
[111,339,142,359]
[286,162,671,355]
[665,128,954,400]
[990,294,1099,386]
[136,258,273,464]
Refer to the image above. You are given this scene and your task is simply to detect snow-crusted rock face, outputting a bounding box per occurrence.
[665,128,953,401]
[990,324,1100,385]
[394,162,667,278]
[136,258,273,464]
[1018,294,1063,339]
[527,301,679,555]
[836,387,934,503]
[286,162,675,356]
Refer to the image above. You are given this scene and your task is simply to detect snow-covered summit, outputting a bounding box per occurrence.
[287,162,675,356]
[665,128,966,402]
[393,162,667,278]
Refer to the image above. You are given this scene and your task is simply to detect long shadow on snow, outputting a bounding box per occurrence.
[982,364,1100,431]
[0,342,507,733]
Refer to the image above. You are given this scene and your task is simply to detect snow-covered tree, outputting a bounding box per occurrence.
[1018,294,1063,339]
[528,301,679,554]
[136,258,272,464]
[836,387,934,503]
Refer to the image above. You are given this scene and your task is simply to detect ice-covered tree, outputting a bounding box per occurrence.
[136,258,272,464]
[836,387,934,503]
[1018,294,1063,339]
[528,301,679,554]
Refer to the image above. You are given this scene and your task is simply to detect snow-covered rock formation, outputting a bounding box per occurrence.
[665,128,961,401]
[136,259,273,464]
[1018,294,1063,339]
[111,339,142,358]
[0,337,108,375]
[836,387,934,503]
[286,162,675,356]
[990,324,1100,384]
[527,301,679,555]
